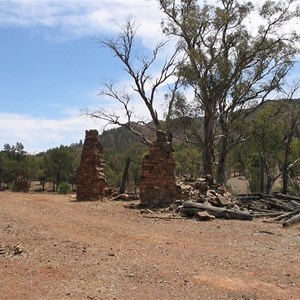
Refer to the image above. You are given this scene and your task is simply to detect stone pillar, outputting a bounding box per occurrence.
[76,129,106,201]
[139,130,181,208]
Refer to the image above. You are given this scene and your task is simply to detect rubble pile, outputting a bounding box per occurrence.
[176,175,253,221]
[136,176,300,227]
[115,166,300,227]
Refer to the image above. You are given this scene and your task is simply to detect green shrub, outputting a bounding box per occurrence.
[58,182,72,194]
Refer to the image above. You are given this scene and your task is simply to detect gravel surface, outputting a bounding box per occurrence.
[1,191,300,300]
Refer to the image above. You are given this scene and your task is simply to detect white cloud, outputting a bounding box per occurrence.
[2,0,298,43]
[0,0,164,45]
[0,112,106,153]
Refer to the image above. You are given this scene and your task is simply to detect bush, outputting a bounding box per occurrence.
[58,182,72,194]
[13,170,30,193]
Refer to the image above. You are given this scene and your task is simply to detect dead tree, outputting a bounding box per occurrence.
[265,158,300,195]
[83,18,183,207]
[84,18,183,144]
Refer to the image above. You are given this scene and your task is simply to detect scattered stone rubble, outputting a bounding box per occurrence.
[175,175,254,220]
[76,130,107,201]
[124,174,300,227]
[175,177,300,226]
[0,244,23,257]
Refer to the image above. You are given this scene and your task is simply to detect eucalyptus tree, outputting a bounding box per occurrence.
[249,101,286,193]
[232,98,300,194]
[160,0,300,184]
[0,143,28,188]
[280,97,300,194]
[43,146,75,191]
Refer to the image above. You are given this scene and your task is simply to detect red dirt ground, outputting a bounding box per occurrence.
[1,191,300,300]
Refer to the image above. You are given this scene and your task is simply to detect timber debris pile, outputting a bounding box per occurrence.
[236,193,300,227]
[178,176,300,227]
[124,175,300,228]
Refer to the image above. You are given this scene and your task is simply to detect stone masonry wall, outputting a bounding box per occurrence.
[139,130,181,208]
[76,129,106,201]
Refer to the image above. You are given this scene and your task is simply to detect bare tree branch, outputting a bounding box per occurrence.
[85,17,182,143]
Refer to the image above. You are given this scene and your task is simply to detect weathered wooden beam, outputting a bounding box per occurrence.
[274,193,300,202]
[252,212,284,218]
[271,209,300,222]
[282,212,300,228]
[182,201,253,220]
[260,199,295,212]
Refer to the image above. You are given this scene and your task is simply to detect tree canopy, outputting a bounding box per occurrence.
[160,0,300,183]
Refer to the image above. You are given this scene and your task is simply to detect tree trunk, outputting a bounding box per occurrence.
[282,161,289,195]
[216,135,228,185]
[266,175,275,195]
[119,157,131,194]
[56,174,60,191]
[282,135,292,194]
[260,155,265,193]
[203,106,214,176]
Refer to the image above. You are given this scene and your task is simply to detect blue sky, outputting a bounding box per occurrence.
[1,0,300,153]
[0,0,164,153]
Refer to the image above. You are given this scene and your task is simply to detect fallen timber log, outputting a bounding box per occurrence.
[274,193,300,202]
[252,212,284,218]
[236,193,300,227]
[236,193,265,201]
[290,200,300,208]
[282,212,300,228]
[182,201,253,221]
[271,208,300,222]
[259,198,295,212]
[238,193,300,202]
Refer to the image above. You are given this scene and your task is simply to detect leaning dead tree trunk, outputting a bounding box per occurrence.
[119,157,131,194]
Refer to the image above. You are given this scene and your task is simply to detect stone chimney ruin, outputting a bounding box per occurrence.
[139,130,181,208]
[76,129,106,201]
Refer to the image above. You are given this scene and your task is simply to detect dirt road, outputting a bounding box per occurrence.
[1,191,300,299]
